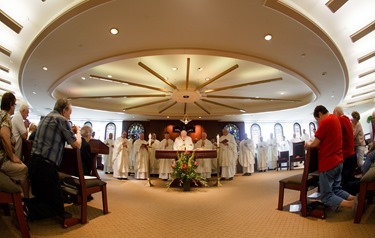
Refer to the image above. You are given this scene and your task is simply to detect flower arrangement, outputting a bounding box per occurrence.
[166,151,208,189]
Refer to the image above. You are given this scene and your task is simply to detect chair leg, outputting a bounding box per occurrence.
[354,183,367,223]
[102,185,109,214]
[300,189,308,217]
[12,193,30,238]
[278,182,285,210]
[81,196,88,224]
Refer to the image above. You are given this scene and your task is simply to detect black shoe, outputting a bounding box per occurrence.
[58,211,72,219]
[228,177,233,180]
[105,172,110,174]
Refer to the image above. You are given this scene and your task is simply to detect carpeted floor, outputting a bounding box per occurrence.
[1,168,375,238]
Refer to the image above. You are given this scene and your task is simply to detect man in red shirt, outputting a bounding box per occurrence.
[333,106,358,195]
[306,105,355,211]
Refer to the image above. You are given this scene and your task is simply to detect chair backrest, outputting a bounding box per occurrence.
[279,151,289,159]
[293,141,305,158]
[59,147,85,179]
[22,140,33,166]
[302,147,319,181]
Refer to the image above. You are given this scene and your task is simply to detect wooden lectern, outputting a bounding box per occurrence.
[89,139,109,179]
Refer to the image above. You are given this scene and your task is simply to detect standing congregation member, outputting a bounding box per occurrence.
[0,92,29,198]
[306,105,355,212]
[112,131,131,180]
[194,132,214,179]
[159,132,174,180]
[351,111,366,167]
[25,98,82,221]
[173,130,193,150]
[134,133,149,180]
[333,106,358,195]
[267,133,277,170]
[149,133,160,176]
[11,103,30,160]
[219,128,237,180]
[239,133,255,176]
[104,133,114,174]
[256,136,268,172]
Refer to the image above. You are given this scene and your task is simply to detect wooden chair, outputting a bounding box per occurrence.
[289,141,306,170]
[277,151,289,171]
[354,166,375,223]
[0,171,30,238]
[58,147,109,228]
[22,140,33,167]
[278,147,319,217]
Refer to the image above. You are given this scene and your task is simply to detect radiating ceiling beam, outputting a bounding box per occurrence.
[201,99,242,111]
[0,78,11,85]
[194,102,210,115]
[159,101,177,113]
[68,94,167,100]
[0,65,9,73]
[204,77,282,93]
[183,103,187,115]
[186,58,190,90]
[0,9,23,33]
[358,51,375,64]
[325,0,348,13]
[90,74,172,93]
[123,99,170,111]
[0,45,11,57]
[138,62,177,90]
[350,20,375,43]
[359,69,375,78]
[355,80,374,89]
[195,64,239,91]
[205,95,299,102]
[351,89,375,98]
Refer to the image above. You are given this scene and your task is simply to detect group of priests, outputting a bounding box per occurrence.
[102,128,256,181]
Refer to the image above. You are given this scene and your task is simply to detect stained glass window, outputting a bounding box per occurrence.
[250,123,261,145]
[127,123,144,140]
[274,123,283,143]
[224,123,240,141]
[84,121,93,127]
[105,122,116,140]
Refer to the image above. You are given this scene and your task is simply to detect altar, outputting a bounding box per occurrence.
[155,149,217,160]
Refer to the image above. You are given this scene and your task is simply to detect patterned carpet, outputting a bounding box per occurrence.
[1,169,375,238]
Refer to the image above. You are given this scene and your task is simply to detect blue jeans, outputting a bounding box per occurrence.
[361,149,375,174]
[319,163,350,211]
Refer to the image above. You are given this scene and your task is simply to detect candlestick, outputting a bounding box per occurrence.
[216,134,220,147]
[148,133,152,146]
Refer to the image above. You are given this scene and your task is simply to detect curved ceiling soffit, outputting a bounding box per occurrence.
[47,48,320,105]
[18,0,113,101]
[264,0,349,101]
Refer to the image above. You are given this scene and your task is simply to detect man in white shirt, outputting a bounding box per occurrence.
[194,132,214,179]
[219,128,237,180]
[104,133,114,174]
[158,132,174,180]
[173,130,193,150]
[11,104,30,160]
[149,133,160,176]
[239,133,255,176]
[267,133,278,170]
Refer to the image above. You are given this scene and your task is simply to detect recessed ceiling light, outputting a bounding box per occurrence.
[264,34,272,41]
[280,92,285,95]
[172,67,178,71]
[110,28,119,35]
[108,75,112,78]
[240,109,246,112]
[331,95,334,98]
[198,67,203,71]
[205,78,210,81]
[166,116,170,118]
[81,77,86,80]
[42,67,48,71]
[32,92,36,94]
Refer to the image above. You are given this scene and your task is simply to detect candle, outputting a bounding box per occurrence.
[148,133,152,146]
[216,134,220,147]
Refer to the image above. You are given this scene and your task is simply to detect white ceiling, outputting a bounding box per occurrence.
[0,0,374,123]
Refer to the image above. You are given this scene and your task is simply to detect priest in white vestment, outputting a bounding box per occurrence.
[267,133,278,170]
[194,132,214,179]
[219,128,237,180]
[149,133,160,176]
[104,132,114,174]
[134,133,150,180]
[173,130,193,151]
[239,134,255,176]
[256,136,268,172]
[158,132,174,180]
[112,131,131,180]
